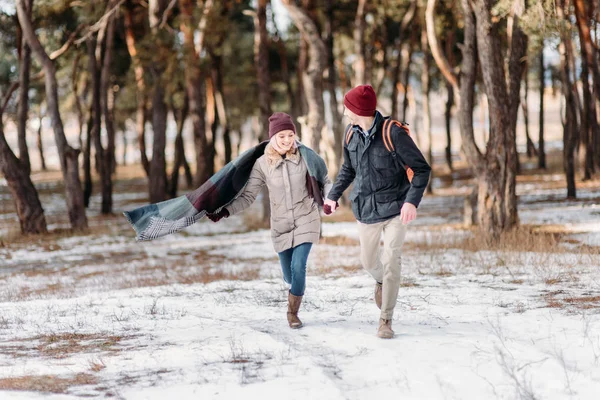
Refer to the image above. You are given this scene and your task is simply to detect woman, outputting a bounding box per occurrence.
[207,112,332,329]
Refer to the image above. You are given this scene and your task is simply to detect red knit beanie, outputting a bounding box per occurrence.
[344,85,377,117]
[268,112,296,138]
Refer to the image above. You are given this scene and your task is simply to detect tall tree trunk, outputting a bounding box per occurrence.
[88,36,107,211]
[72,53,86,157]
[17,0,87,230]
[325,0,343,176]
[17,0,32,175]
[83,103,93,207]
[401,33,416,122]
[421,29,433,195]
[353,0,367,85]
[472,0,525,234]
[36,111,46,171]
[179,0,212,187]
[573,0,597,178]
[251,0,272,223]
[573,0,600,169]
[99,8,116,213]
[522,64,537,159]
[538,45,546,169]
[149,67,168,203]
[391,1,417,120]
[444,28,455,172]
[282,0,327,154]
[373,17,389,97]
[169,95,189,198]
[271,12,297,123]
[124,3,149,176]
[254,0,272,141]
[506,13,528,225]
[147,0,170,202]
[0,117,47,234]
[427,0,482,228]
[558,0,577,198]
[210,53,231,163]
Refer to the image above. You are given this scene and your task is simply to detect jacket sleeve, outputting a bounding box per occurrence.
[225,161,266,215]
[393,125,431,208]
[326,143,356,202]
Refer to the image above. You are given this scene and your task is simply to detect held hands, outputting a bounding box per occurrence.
[207,208,229,223]
[400,202,417,225]
[323,199,339,215]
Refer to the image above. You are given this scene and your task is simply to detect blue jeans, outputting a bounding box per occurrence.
[278,242,312,296]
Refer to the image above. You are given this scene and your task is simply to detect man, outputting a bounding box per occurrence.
[324,84,431,339]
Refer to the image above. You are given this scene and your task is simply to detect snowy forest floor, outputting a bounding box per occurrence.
[1,154,600,399]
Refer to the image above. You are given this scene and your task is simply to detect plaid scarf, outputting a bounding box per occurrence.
[124,141,328,241]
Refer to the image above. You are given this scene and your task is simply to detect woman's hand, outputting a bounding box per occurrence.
[207,208,229,223]
[323,200,339,215]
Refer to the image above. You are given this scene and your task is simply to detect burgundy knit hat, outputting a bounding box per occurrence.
[344,85,377,117]
[268,112,296,139]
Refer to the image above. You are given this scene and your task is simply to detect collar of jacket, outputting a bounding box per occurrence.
[353,111,383,141]
[265,141,301,169]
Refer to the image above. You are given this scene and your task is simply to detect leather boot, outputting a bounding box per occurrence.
[374,282,382,310]
[377,318,394,339]
[287,291,303,329]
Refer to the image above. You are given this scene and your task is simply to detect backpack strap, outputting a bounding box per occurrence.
[382,118,414,183]
[344,125,353,145]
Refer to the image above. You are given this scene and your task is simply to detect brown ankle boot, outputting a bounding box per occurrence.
[374,282,382,310]
[287,292,303,329]
[377,318,394,339]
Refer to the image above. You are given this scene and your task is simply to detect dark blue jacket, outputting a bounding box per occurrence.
[327,113,431,224]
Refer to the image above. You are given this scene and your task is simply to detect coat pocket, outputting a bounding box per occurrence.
[374,191,400,218]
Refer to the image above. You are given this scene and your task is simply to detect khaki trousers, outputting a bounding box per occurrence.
[357,215,408,320]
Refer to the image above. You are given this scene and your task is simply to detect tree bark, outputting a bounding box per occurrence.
[169,94,189,198]
[210,52,231,163]
[0,94,47,234]
[506,12,528,224]
[472,0,524,235]
[147,1,170,202]
[538,46,546,169]
[353,0,367,85]
[124,3,149,176]
[179,0,212,187]
[254,0,272,141]
[558,0,577,198]
[36,111,46,171]
[573,0,597,178]
[573,0,600,169]
[17,0,32,175]
[17,0,87,230]
[522,64,537,159]
[282,0,327,154]
[83,102,93,208]
[391,0,417,121]
[421,28,433,194]
[400,35,415,122]
[270,11,297,126]
[324,0,343,176]
[99,7,117,213]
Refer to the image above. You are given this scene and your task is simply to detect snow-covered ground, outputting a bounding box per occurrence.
[1,180,600,399]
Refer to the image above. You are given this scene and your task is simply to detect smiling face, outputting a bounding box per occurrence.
[274,129,296,152]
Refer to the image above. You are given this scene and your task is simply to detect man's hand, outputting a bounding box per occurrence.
[323,199,338,215]
[207,208,229,223]
[400,202,417,225]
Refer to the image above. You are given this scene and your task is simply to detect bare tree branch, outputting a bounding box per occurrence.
[426,0,460,96]
[75,0,127,45]
[49,24,86,60]
[1,82,20,115]
[159,0,178,29]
